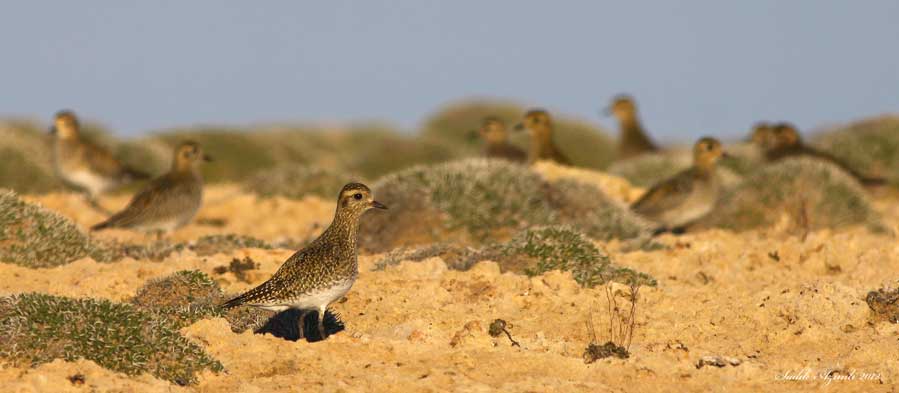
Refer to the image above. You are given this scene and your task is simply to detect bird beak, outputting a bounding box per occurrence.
[370,200,388,210]
[721,151,732,159]
[513,123,524,131]
[49,126,57,135]
[203,154,214,162]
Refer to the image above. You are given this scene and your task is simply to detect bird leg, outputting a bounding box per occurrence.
[298,310,309,340]
[317,306,328,340]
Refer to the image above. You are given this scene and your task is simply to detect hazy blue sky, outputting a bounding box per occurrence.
[1,1,897,141]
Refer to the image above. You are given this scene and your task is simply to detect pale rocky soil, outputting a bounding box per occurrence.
[2,164,899,392]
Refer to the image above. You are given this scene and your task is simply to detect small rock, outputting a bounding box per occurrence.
[696,355,742,369]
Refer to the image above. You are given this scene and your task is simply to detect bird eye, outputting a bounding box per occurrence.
[353,193,363,200]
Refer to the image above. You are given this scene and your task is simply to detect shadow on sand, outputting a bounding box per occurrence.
[254,308,346,343]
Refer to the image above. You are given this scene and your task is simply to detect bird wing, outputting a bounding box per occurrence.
[221,247,319,308]
[93,174,195,229]
[83,142,150,180]
[631,169,695,217]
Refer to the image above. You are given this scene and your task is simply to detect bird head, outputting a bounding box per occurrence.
[693,136,727,169]
[337,182,387,217]
[173,141,212,172]
[749,122,773,147]
[769,123,801,150]
[604,94,638,121]
[514,109,552,137]
[51,110,80,139]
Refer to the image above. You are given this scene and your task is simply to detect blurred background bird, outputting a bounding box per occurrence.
[514,109,571,165]
[50,110,150,211]
[631,137,728,233]
[605,95,659,160]
[91,141,211,238]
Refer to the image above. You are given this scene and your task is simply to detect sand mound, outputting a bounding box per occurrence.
[1,175,898,392]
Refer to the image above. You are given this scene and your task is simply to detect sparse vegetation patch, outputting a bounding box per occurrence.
[0,293,222,385]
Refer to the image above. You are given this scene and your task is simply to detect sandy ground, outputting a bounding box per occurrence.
[2,166,899,392]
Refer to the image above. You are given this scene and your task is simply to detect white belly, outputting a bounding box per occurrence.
[254,279,355,312]
[64,170,114,196]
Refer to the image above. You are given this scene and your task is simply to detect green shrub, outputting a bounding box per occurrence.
[421,99,523,153]
[0,121,60,193]
[130,270,224,329]
[91,240,185,262]
[360,159,653,252]
[812,115,899,184]
[546,117,617,170]
[344,133,460,179]
[500,226,656,287]
[373,227,656,288]
[0,293,222,385]
[190,234,272,256]
[245,165,363,199]
[114,138,170,178]
[694,158,885,232]
[360,159,556,252]
[0,148,60,193]
[607,151,691,187]
[545,179,654,243]
[0,190,107,267]
[373,243,483,271]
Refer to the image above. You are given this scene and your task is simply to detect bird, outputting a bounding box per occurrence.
[748,122,773,146]
[91,141,210,237]
[221,183,387,340]
[50,110,150,207]
[761,123,884,186]
[476,117,527,163]
[605,95,658,160]
[631,137,727,232]
[513,109,572,165]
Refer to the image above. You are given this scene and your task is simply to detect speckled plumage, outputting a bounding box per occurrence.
[631,137,725,230]
[222,182,387,339]
[479,118,526,163]
[761,123,884,186]
[91,141,208,233]
[607,95,658,160]
[51,110,150,198]
[514,109,571,165]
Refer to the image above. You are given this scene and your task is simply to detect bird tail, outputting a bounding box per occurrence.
[90,211,126,231]
[220,294,248,309]
[90,219,113,232]
[124,167,151,181]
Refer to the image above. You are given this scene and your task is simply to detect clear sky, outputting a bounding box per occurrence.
[1,1,897,142]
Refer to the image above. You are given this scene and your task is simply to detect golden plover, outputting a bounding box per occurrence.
[91,141,210,235]
[631,137,727,231]
[477,117,527,163]
[514,109,572,165]
[763,123,884,186]
[748,122,773,146]
[221,183,387,340]
[51,110,150,201]
[605,95,658,160]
